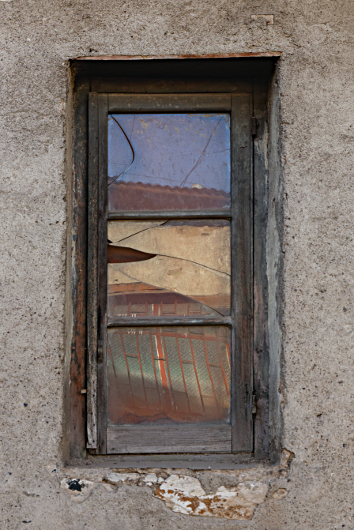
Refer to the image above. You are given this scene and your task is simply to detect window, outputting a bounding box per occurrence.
[87,92,253,455]
[69,59,274,462]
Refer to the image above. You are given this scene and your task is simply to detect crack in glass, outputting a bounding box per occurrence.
[107,113,231,212]
[107,220,231,318]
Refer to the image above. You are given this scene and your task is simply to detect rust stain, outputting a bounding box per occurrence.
[76,52,282,61]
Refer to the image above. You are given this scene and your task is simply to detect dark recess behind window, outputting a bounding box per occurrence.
[73,58,276,81]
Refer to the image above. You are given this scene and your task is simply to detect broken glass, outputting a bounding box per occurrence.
[108,113,231,212]
[107,220,231,318]
[107,326,231,425]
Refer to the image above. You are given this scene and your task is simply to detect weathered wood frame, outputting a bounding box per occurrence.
[69,61,273,464]
[87,93,253,455]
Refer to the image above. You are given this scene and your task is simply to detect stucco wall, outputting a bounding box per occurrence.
[1,1,354,528]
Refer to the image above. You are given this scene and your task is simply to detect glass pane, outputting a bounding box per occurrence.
[107,220,231,318]
[107,326,231,425]
[108,113,230,211]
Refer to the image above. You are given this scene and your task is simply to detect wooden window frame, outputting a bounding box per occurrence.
[88,93,252,455]
[68,59,273,466]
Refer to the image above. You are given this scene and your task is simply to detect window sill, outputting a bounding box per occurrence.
[66,452,267,470]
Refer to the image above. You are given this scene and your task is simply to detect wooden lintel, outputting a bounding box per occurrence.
[75,52,282,61]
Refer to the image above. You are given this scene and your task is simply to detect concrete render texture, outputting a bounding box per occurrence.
[1,0,354,528]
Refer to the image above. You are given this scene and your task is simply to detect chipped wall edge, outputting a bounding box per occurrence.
[60,449,294,520]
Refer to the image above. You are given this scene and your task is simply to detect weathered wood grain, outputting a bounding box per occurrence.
[86,92,99,449]
[69,74,90,457]
[108,93,232,112]
[253,79,271,458]
[107,424,232,454]
[97,94,109,454]
[230,94,254,452]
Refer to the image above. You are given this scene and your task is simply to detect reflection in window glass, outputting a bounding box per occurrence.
[108,113,231,211]
[107,326,231,426]
[107,220,231,318]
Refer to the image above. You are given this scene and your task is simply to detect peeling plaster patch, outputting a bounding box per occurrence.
[60,448,294,514]
[272,488,288,500]
[141,473,158,485]
[106,472,140,485]
[251,14,274,24]
[160,475,205,496]
[154,475,269,520]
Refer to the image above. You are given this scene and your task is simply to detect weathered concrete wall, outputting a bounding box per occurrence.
[1,1,354,528]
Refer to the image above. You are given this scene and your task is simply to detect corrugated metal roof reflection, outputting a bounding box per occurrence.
[107,326,231,426]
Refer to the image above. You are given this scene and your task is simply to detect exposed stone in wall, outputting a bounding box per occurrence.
[272,488,288,500]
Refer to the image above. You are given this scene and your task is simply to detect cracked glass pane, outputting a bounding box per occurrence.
[107,326,231,425]
[107,220,231,319]
[108,113,231,212]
